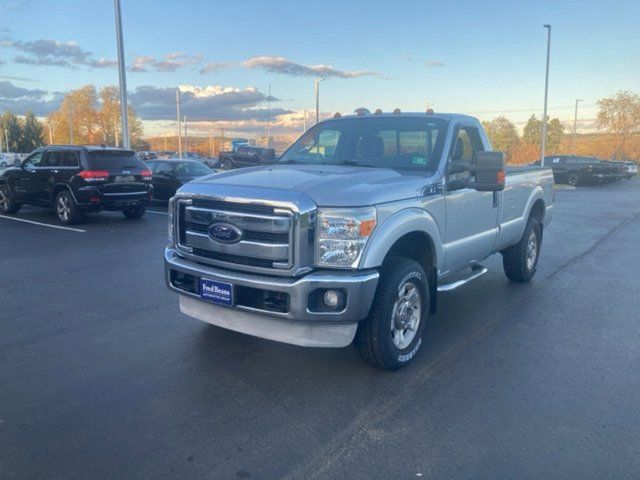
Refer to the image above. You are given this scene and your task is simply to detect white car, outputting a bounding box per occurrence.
[625,161,638,178]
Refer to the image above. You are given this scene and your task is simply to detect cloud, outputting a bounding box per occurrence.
[129,52,203,72]
[199,62,232,75]
[0,80,62,115]
[425,60,446,67]
[129,84,291,121]
[3,37,116,69]
[243,56,380,78]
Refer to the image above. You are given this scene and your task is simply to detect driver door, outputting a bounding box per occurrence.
[443,125,500,273]
[12,151,46,203]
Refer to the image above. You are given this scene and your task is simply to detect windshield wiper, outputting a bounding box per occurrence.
[339,160,377,168]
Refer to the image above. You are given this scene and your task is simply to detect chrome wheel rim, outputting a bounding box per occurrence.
[568,175,578,186]
[390,281,422,350]
[526,230,538,271]
[0,187,8,210]
[56,195,71,221]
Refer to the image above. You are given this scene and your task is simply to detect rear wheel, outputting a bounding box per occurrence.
[567,172,579,186]
[222,157,234,170]
[502,217,541,282]
[0,183,21,214]
[354,257,429,370]
[122,205,146,219]
[55,190,84,225]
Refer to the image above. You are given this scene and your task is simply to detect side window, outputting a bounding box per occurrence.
[43,151,62,167]
[61,151,79,167]
[449,126,484,174]
[314,130,340,159]
[24,151,45,168]
[154,162,174,175]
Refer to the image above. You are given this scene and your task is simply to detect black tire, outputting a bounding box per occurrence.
[502,216,541,282]
[0,183,21,214]
[55,190,84,225]
[122,205,146,219]
[354,257,429,370]
[567,172,579,186]
[222,157,234,170]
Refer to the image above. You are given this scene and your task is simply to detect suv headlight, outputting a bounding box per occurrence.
[315,207,376,268]
[167,197,176,244]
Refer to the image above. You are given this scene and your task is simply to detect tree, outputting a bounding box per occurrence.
[522,114,564,153]
[597,90,640,159]
[0,111,22,152]
[19,111,45,152]
[483,116,519,153]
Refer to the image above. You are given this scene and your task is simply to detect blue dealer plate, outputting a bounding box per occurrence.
[199,278,233,306]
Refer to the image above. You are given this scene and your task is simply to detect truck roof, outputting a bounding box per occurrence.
[324,112,479,123]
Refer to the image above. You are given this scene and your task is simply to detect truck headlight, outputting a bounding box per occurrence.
[315,207,376,268]
[167,197,176,244]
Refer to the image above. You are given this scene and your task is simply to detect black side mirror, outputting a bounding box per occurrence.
[469,151,505,192]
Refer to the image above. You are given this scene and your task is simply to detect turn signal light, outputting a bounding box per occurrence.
[79,170,109,182]
[497,170,506,184]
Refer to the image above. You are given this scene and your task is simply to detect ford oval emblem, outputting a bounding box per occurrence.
[208,222,243,244]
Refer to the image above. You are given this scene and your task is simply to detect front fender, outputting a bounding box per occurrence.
[359,207,443,270]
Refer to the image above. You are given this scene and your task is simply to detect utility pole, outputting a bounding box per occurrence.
[176,88,182,158]
[113,0,130,148]
[221,127,225,152]
[314,78,325,124]
[209,129,213,157]
[184,116,188,152]
[572,99,583,154]
[68,107,73,144]
[114,120,119,147]
[48,121,53,145]
[163,132,167,150]
[540,24,551,165]
[266,83,271,148]
[303,110,307,133]
[3,129,8,153]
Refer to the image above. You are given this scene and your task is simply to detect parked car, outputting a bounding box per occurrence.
[138,151,157,161]
[218,146,276,170]
[146,159,215,200]
[156,150,177,159]
[544,155,614,186]
[624,161,638,178]
[182,151,218,168]
[164,111,554,370]
[0,146,153,224]
[0,153,20,168]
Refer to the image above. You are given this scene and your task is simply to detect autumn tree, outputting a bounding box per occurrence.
[19,111,45,152]
[482,116,519,153]
[597,90,640,160]
[98,86,143,146]
[1,111,22,152]
[522,114,564,153]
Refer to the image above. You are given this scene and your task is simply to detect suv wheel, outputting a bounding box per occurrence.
[354,257,429,370]
[55,190,84,225]
[567,172,579,186]
[0,184,21,214]
[122,205,146,219]
[502,216,541,282]
[222,157,234,170]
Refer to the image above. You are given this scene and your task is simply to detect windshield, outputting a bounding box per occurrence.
[177,162,213,177]
[279,117,448,171]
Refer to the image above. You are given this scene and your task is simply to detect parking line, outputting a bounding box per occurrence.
[146,210,168,215]
[0,215,86,232]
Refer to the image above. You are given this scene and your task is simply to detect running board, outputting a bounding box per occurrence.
[437,265,488,292]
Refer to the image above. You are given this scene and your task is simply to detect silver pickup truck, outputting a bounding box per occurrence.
[165,111,554,370]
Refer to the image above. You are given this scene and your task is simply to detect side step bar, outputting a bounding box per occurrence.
[437,265,488,292]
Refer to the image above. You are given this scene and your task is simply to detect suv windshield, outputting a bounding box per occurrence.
[279,117,448,171]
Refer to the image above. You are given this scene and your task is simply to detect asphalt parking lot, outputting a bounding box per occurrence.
[1,179,640,479]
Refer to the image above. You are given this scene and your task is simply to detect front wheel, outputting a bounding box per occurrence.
[567,172,579,186]
[502,217,541,282]
[0,184,21,214]
[222,157,234,170]
[122,205,146,219]
[354,257,429,370]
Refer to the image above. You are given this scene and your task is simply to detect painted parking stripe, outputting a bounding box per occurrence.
[146,209,168,215]
[0,215,86,232]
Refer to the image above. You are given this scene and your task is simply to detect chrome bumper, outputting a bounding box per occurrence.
[165,247,379,325]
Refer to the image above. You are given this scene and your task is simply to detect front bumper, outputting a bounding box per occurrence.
[164,247,379,347]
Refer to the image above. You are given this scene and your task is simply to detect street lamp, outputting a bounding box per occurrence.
[540,24,551,165]
[314,77,325,125]
[176,88,182,158]
[113,0,130,149]
[572,99,583,154]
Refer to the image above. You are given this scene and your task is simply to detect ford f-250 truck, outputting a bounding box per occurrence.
[165,111,554,370]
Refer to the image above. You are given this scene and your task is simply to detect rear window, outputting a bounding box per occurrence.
[87,150,145,169]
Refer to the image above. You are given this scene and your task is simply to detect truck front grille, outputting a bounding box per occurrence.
[176,198,296,274]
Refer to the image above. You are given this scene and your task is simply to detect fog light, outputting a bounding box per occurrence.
[323,289,341,308]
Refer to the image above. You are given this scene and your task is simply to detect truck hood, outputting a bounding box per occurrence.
[187,164,437,206]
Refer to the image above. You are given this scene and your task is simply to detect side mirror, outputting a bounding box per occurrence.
[469,151,505,192]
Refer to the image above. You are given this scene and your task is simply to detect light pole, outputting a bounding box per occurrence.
[266,83,271,147]
[113,0,130,149]
[184,116,188,152]
[314,77,325,124]
[540,24,551,165]
[572,99,583,154]
[4,129,9,153]
[303,109,307,133]
[176,88,182,158]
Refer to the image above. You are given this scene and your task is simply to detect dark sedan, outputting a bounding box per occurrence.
[146,159,215,200]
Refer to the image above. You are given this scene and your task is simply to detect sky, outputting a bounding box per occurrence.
[1,0,638,139]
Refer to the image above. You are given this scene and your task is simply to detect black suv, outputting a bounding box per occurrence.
[0,145,153,225]
[218,146,276,170]
[544,155,613,186]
